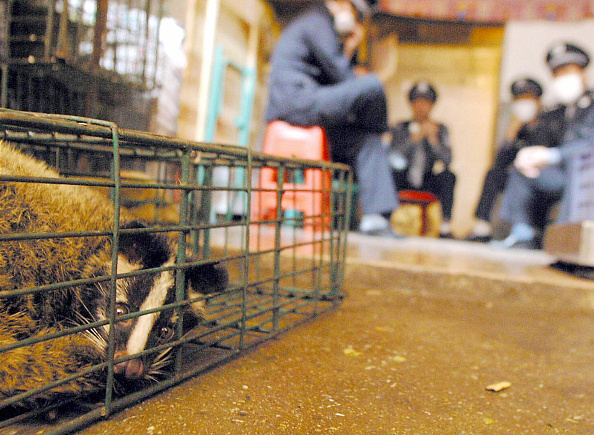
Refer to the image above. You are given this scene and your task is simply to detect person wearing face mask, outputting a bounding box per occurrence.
[495,42,593,249]
[465,78,564,242]
[265,0,404,238]
[388,81,456,238]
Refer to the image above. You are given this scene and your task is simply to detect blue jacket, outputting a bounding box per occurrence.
[266,5,357,126]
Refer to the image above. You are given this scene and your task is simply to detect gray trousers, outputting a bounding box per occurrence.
[270,73,399,215]
[318,75,398,215]
[326,126,398,215]
[499,166,565,228]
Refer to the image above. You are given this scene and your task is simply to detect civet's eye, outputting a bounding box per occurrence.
[115,303,129,317]
[159,326,175,341]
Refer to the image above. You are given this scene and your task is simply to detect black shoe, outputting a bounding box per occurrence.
[439,232,455,239]
[360,227,406,239]
[463,233,492,243]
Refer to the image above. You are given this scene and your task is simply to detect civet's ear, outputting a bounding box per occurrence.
[185,260,229,295]
[118,221,170,268]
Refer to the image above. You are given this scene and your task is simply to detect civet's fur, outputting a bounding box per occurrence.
[0,141,228,407]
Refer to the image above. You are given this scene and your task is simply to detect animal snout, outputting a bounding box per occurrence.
[113,350,145,379]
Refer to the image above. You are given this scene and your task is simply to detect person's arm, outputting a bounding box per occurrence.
[515,105,594,177]
[429,124,452,167]
[493,123,530,168]
[342,23,365,63]
[303,10,355,83]
[493,140,523,168]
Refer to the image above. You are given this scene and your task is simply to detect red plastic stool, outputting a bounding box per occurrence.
[397,190,442,236]
[252,121,332,231]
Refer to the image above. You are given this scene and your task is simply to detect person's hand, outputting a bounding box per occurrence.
[343,23,365,60]
[514,146,552,178]
[432,160,446,174]
[409,122,423,142]
[420,121,439,145]
[353,64,370,77]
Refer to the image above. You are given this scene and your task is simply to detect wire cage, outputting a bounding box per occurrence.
[0,109,352,433]
[1,0,172,129]
[4,0,166,88]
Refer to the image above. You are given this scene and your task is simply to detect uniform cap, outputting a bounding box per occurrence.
[546,42,590,72]
[510,78,543,98]
[408,81,438,103]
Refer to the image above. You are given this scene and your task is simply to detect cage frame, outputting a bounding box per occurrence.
[0,108,352,433]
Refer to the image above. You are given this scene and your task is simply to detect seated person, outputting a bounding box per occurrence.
[496,42,594,249]
[265,0,402,238]
[465,78,564,242]
[388,81,456,238]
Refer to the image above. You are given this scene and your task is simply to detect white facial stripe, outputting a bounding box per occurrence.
[116,255,141,302]
[126,260,174,355]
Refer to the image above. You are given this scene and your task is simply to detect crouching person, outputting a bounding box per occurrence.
[265,0,403,238]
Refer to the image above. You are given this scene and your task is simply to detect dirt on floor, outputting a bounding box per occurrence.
[77,279,594,435]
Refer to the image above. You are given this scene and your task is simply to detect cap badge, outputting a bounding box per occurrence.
[418,82,429,93]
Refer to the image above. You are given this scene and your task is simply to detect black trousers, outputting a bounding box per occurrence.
[474,167,508,221]
[392,169,456,220]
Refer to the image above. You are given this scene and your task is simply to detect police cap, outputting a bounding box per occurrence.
[408,81,438,103]
[546,42,590,72]
[510,78,543,98]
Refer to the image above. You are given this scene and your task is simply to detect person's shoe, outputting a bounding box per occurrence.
[463,233,492,243]
[490,235,538,250]
[360,227,406,239]
[439,232,455,239]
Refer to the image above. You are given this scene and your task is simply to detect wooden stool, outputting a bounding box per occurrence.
[391,190,442,237]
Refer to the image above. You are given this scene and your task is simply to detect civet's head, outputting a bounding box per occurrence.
[78,221,228,382]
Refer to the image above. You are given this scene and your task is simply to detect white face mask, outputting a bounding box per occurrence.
[512,100,539,123]
[333,10,356,35]
[552,72,585,105]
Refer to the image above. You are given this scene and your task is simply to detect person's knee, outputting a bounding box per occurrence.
[354,73,385,96]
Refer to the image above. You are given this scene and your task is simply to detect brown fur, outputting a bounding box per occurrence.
[0,141,133,404]
[0,141,229,408]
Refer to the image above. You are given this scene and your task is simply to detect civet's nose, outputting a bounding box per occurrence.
[113,350,145,379]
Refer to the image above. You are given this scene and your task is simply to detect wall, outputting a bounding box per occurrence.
[377,27,504,237]
[177,0,277,147]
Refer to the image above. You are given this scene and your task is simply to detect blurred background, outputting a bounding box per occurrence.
[2,0,594,235]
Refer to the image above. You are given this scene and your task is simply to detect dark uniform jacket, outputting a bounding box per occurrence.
[494,105,565,169]
[265,4,387,134]
[389,120,452,176]
[557,90,594,161]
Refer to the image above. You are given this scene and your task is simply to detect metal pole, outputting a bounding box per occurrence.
[195,0,220,142]
[43,0,56,61]
[141,0,153,87]
[91,0,109,69]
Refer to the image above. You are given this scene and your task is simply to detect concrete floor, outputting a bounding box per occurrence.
[76,235,594,435]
